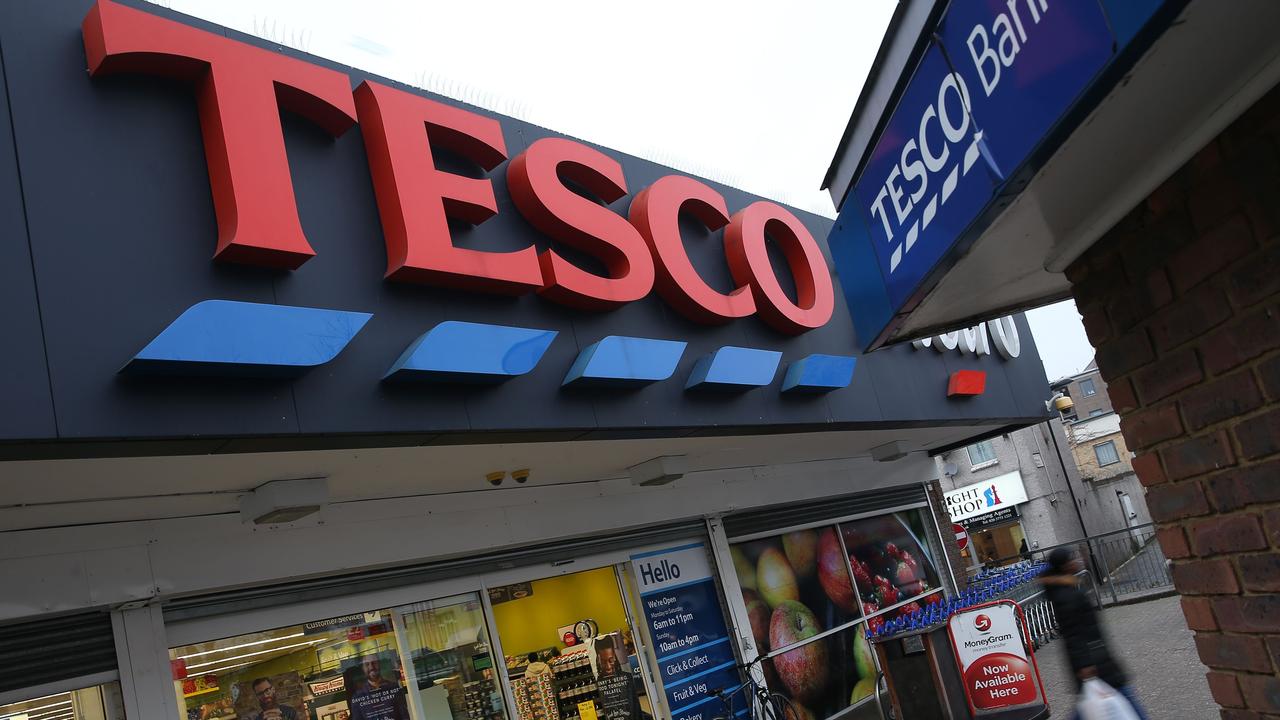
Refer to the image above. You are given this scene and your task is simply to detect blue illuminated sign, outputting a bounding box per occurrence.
[830,0,1174,350]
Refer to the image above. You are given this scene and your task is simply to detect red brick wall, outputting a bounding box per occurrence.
[926,478,969,591]
[1066,83,1280,717]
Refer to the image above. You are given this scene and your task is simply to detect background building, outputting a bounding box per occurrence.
[1051,360,1111,422]
[935,419,1086,568]
[1053,359,1154,537]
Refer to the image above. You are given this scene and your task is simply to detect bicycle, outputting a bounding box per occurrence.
[709,656,797,720]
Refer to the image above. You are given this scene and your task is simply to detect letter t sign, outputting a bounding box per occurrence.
[82,0,357,269]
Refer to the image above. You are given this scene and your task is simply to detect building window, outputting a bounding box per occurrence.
[967,440,997,467]
[1095,440,1120,466]
[1031,452,1044,468]
[1089,409,1105,417]
[1080,378,1097,396]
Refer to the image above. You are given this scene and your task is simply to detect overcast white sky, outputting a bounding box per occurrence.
[163,0,1094,382]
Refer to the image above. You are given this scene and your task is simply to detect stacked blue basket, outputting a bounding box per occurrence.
[867,561,1049,639]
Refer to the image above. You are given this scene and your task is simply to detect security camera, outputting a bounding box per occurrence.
[511,469,530,484]
[1046,392,1074,413]
[486,471,505,487]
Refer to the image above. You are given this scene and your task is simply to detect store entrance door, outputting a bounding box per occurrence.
[488,566,656,720]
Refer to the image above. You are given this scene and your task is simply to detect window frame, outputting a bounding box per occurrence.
[1080,378,1097,396]
[966,440,998,468]
[1094,440,1120,466]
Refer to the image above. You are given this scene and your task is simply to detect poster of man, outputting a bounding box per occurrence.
[233,672,305,720]
[593,635,642,720]
[341,652,411,720]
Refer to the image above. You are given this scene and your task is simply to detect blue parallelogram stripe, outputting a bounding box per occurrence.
[384,321,557,382]
[563,335,687,387]
[121,299,371,377]
[685,346,781,390]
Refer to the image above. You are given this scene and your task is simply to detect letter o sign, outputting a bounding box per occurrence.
[725,202,835,335]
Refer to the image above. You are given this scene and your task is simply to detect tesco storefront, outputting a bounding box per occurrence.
[0,4,1056,720]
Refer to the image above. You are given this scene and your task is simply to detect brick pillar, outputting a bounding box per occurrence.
[927,478,969,591]
[1065,83,1280,718]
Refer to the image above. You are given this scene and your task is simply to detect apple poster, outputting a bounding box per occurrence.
[732,511,942,719]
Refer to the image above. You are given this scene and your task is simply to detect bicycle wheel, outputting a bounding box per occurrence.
[766,693,798,720]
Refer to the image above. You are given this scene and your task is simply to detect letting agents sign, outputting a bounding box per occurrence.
[945,471,1028,523]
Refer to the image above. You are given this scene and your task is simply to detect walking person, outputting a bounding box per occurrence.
[1039,547,1149,719]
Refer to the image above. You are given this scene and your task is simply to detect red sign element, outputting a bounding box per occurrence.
[509,138,655,310]
[355,80,541,293]
[726,203,835,335]
[82,0,357,269]
[974,614,991,632]
[962,652,1038,710]
[563,631,578,646]
[953,523,969,551]
[947,369,987,396]
[79,1,837,334]
[630,176,754,324]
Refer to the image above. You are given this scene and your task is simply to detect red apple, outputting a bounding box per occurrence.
[783,529,819,580]
[769,601,829,702]
[743,589,772,652]
[817,528,858,613]
[757,546,800,608]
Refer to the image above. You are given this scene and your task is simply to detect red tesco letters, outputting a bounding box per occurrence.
[82,0,834,334]
[82,0,357,270]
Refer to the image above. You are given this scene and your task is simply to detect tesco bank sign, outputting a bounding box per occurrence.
[835,0,1123,341]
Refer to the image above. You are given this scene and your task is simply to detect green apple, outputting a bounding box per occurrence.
[757,547,800,608]
[732,546,757,591]
[851,678,875,704]
[853,629,875,682]
[783,529,819,580]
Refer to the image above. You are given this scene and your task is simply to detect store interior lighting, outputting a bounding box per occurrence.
[184,637,328,671]
[176,631,305,660]
[5,698,70,716]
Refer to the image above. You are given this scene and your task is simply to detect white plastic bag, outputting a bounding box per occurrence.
[1076,678,1140,720]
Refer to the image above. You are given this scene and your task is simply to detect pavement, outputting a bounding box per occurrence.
[1034,595,1217,719]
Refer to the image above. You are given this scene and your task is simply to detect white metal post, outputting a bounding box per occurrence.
[112,605,182,720]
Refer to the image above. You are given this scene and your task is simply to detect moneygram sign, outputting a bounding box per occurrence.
[947,602,1045,715]
[829,0,1161,350]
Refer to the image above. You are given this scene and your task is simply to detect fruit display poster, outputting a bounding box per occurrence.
[947,602,1043,713]
[629,543,739,720]
[730,511,941,720]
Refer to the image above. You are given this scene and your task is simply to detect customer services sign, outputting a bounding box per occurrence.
[947,601,1045,714]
